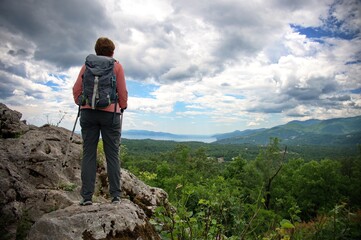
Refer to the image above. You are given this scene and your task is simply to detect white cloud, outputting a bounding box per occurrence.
[0,0,360,134]
[117,0,173,22]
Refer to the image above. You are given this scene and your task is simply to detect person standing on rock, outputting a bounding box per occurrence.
[72,37,128,205]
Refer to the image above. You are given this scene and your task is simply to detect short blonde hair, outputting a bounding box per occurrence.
[94,37,115,57]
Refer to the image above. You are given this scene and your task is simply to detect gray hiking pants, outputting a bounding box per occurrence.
[80,109,121,200]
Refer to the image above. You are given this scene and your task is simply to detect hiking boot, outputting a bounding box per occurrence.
[112,197,121,204]
[79,199,92,206]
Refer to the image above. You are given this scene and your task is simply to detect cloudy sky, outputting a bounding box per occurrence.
[0,0,360,135]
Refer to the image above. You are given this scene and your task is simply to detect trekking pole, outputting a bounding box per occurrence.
[119,109,124,145]
[63,105,80,168]
[70,105,81,141]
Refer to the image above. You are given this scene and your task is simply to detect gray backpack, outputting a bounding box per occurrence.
[79,54,117,109]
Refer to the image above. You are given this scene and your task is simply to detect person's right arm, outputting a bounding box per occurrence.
[114,62,128,110]
[72,65,86,105]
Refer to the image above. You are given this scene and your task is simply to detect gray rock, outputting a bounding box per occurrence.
[121,169,168,217]
[0,121,85,239]
[0,103,29,138]
[27,200,161,240]
[0,103,167,240]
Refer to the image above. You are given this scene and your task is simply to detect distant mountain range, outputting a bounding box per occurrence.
[212,116,361,146]
[123,115,361,146]
[122,130,217,143]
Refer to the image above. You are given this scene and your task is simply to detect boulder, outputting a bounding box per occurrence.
[0,103,167,240]
[27,200,161,240]
[0,103,29,138]
[121,169,168,217]
[0,123,82,238]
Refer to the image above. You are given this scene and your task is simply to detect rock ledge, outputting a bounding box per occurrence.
[28,200,161,240]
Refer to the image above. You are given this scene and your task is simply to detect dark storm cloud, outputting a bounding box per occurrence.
[327,95,351,102]
[247,100,295,114]
[0,0,112,69]
[245,74,349,116]
[8,49,29,57]
[172,0,260,28]
[0,76,15,99]
[286,87,322,101]
[120,21,199,83]
[279,76,338,104]
[0,60,27,78]
[213,32,258,61]
[286,112,309,117]
[0,72,47,102]
[171,0,283,63]
[269,0,320,11]
[161,65,199,81]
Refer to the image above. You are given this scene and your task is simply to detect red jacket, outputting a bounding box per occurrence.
[72,61,128,112]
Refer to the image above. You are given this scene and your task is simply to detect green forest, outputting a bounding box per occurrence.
[119,138,361,239]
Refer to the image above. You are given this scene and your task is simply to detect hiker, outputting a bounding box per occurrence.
[72,37,128,205]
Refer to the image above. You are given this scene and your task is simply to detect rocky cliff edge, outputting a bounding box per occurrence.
[0,103,167,240]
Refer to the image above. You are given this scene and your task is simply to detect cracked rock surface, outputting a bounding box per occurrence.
[27,200,161,240]
[0,103,167,240]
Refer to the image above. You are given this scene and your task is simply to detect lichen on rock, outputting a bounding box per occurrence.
[0,103,168,240]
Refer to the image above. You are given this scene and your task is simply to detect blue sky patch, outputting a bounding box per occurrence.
[224,94,245,100]
[45,80,60,91]
[174,102,188,112]
[48,73,67,80]
[351,88,361,94]
[127,80,158,98]
[291,4,359,41]
[46,73,66,91]
[45,81,59,87]
[291,24,358,40]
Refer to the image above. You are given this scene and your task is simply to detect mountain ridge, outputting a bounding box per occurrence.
[124,115,361,146]
[214,115,361,145]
